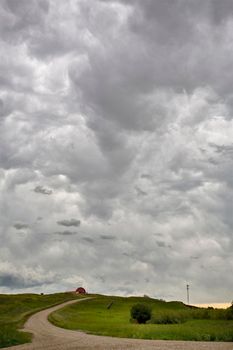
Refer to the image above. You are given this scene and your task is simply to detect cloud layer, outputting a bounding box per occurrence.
[0,0,233,303]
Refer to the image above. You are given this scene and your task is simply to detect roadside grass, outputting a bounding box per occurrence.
[0,292,81,348]
[49,296,233,342]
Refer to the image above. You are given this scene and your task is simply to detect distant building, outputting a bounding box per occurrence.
[75,287,87,294]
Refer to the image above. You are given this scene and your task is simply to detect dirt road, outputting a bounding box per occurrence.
[4,298,233,350]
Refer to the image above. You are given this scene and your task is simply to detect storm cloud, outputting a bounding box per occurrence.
[0,262,57,289]
[57,219,81,227]
[100,234,116,240]
[55,230,78,236]
[34,186,53,195]
[13,223,29,230]
[0,0,233,303]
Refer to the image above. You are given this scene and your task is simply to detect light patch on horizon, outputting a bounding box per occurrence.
[193,303,232,309]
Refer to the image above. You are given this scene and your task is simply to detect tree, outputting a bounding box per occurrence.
[130,303,152,324]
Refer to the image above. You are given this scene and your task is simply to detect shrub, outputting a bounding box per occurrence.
[225,305,233,320]
[130,303,152,324]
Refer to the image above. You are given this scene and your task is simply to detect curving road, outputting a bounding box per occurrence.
[4,298,233,350]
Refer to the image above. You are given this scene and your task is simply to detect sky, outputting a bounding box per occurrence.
[0,0,233,304]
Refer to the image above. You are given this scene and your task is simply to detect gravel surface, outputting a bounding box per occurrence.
[3,298,233,350]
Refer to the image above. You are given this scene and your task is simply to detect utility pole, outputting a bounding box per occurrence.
[186,284,190,305]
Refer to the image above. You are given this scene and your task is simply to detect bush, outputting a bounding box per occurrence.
[130,303,152,324]
[225,305,233,320]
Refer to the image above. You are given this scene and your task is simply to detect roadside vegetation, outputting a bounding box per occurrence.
[49,295,233,342]
[0,292,80,348]
[151,304,233,324]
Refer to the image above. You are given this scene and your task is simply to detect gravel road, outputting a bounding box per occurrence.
[4,298,233,350]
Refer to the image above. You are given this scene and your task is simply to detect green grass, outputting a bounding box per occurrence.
[49,295,233,342]
[0,292,81,348]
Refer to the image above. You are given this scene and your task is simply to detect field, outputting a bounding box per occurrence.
[0,292,80,348]
[49,295,233,342]
[1,293,232,348]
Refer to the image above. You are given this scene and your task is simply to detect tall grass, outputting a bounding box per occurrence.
[151,305,233,324]
[151,310,188,324]
[0,326,31,348]
[0,292,78,348]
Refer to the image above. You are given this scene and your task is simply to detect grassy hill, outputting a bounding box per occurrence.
[0,293,232,347]
[49,295,233,342]
[0,292,80,348]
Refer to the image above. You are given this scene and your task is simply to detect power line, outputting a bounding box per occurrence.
[186,284,190,305]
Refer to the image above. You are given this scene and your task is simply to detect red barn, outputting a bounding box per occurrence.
[76,287,87,294]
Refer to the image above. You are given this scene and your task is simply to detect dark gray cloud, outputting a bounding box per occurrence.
[0,0,232,303]
[34,186,53,195]
[156,241,167,248]
[13,223,28,230]
[0,262,57,289]
[82,237,95,243]
[0,273,52,288]
[211,143,233,156]
[54,231,77,236]
[57,219,81,227]
[100,234,115,240]
[140,174,152,180]
[135,186,148,197]
[0,274,22,288]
